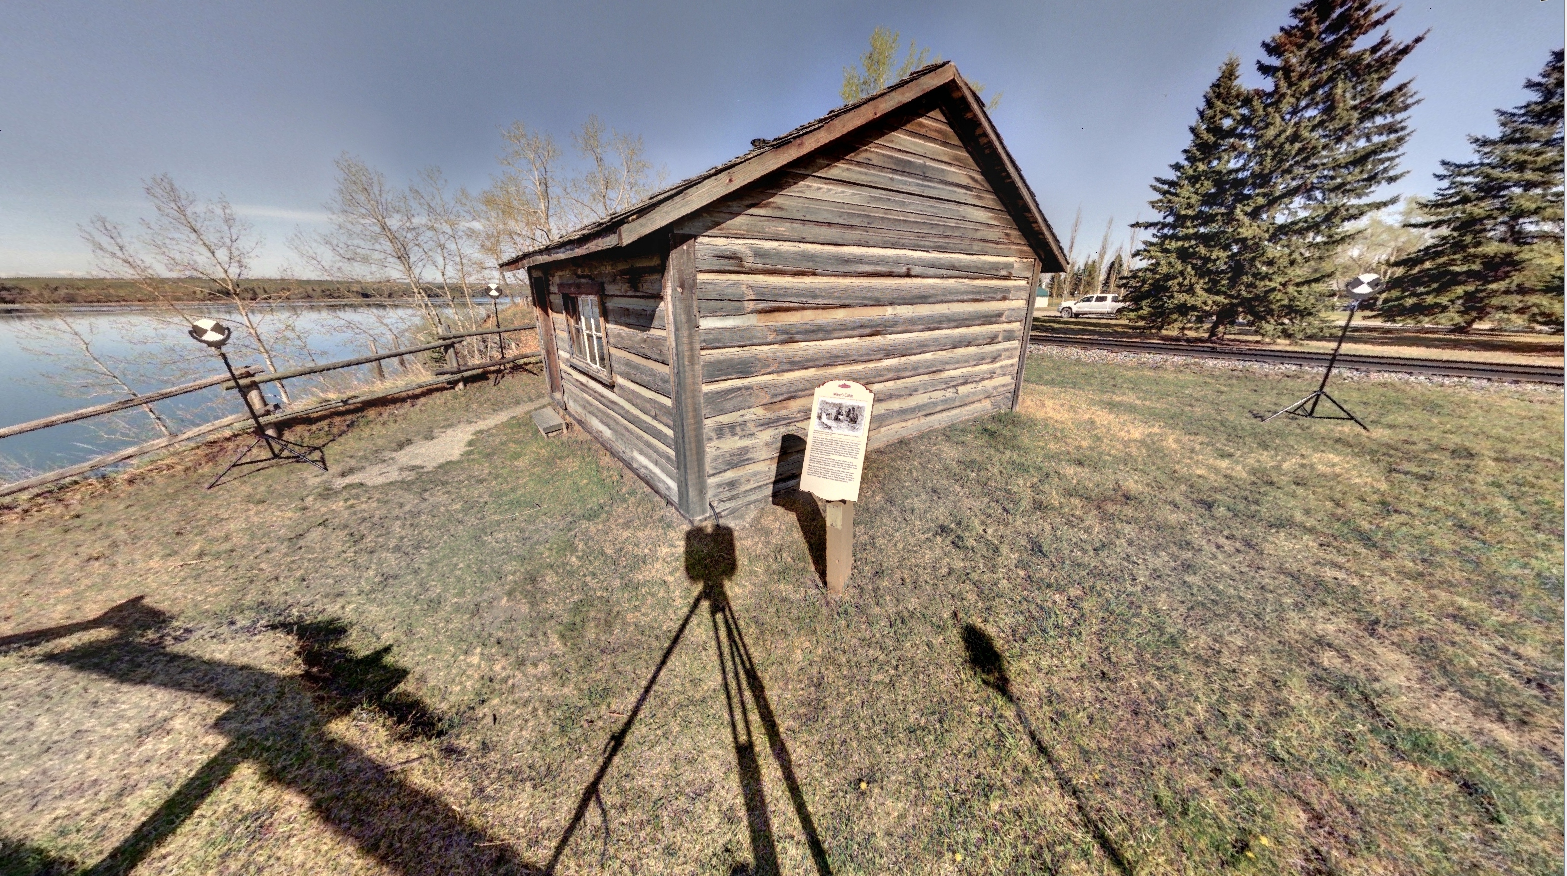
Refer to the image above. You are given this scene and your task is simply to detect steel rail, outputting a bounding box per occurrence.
[1031,332,1564,385]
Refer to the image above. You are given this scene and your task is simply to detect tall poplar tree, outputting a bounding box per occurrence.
[1122,57,1250,332]
[1126,0,1422,339]
[1381,50,1565,331]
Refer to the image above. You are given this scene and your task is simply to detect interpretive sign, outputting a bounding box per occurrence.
[799,380,874,503]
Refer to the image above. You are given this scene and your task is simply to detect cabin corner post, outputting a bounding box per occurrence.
[664,236,709,520]
[528,268,564,407]
[1011,259,1041,411]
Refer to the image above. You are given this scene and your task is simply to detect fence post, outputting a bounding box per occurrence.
[244,383,279,437]
[444,341,462,392]
[368,338,387,382]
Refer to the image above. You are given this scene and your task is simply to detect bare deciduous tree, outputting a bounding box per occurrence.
[293,156,426,293]
[470,117,664,270]
[293,119,661,362]
[471,122,568,260]
[568,116,657,220]
[409,167,483,304]
[80,173,294,401]
[295,155,493,341]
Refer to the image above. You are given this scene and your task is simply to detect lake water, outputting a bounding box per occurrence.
[0,303,459,479]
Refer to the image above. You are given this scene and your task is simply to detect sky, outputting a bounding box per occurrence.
[2,0,1562,277]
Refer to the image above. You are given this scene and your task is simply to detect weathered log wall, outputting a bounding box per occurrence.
[683,109,1037,516]
[540,251,681,504]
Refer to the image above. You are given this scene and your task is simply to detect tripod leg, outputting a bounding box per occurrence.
[264,435,329,472]
[208,435,266,490]
[1316,392,1370,432]
[1263,392,1318,423]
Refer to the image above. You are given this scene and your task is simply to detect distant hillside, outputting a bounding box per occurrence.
[0,278,425,305]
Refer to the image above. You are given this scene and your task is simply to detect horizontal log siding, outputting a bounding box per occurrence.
[706,369,1017,474]
[701,321,1022,383]
[561,366,675,441]
[688,191,1028,249]
[701,301,1025,348]
[544,257,679,505]
[690,108,1038,516]
[677,111,1032,259]
[693,273,1027,317]
[701,340,1019,418]
[677,212,1033,260]
[567,388,679,502]
[708,385,1012,517]
[706,356,1019,442]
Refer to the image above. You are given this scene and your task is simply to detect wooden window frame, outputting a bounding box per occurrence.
[558,279,613,384]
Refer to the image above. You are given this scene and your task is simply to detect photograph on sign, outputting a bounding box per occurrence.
[815,399,868,436]
[799,381,874,503]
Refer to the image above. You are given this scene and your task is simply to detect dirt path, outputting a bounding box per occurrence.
[336,402,546,487]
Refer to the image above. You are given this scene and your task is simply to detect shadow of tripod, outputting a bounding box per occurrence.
[546,525,831,875]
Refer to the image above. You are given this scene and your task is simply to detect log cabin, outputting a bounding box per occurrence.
[499,62,1067,522]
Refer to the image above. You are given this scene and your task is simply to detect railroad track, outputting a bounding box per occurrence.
[1031,332,1565,385]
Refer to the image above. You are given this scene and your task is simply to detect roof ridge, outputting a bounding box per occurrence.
[503,62,958,264]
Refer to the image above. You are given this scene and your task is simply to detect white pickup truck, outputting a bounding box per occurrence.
[1058,293,1126,318]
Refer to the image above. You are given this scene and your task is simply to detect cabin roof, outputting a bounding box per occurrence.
[498,62,1067,274]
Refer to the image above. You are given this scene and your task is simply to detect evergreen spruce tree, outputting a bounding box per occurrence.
[1228,0,1423,338]
[1382,50,1564,330]
[1122,57,1250,333]
[1127,0,1422,340]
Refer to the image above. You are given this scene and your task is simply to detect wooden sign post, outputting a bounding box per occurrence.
[799,381,874,597]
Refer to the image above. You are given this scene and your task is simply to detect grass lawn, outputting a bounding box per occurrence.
[0,356,1561,875]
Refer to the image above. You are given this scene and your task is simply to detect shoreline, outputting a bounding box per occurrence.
[0,298,507,316]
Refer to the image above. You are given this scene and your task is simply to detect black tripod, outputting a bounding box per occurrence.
[208,348,326,489]
[1264,301,1370,431]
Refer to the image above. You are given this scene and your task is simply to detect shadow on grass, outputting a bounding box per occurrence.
[960,621,1134,875]
[771,434,827,587]
[546,525,831,876]
[0,835,80,876]
[0,598,541,876]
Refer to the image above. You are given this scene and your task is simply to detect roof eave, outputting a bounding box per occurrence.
[500,227,621,273]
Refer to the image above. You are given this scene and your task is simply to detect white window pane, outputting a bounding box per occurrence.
[568,295,610,372]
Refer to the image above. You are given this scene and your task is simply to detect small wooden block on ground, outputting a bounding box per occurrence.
[532,406,568,437]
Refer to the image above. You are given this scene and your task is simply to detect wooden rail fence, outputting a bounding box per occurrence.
[1,326,541,499]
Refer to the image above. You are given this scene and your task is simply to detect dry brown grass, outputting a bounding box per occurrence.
[0,356,1561,875]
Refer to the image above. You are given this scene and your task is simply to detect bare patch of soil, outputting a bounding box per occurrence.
[335,402,547,487]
